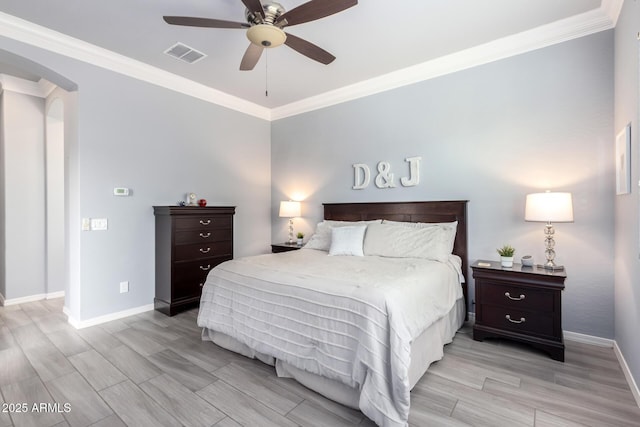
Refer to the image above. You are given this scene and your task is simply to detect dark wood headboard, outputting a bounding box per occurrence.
[323,201,469,318]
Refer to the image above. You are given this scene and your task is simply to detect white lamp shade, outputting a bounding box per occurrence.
[525,192,574,223]
[279,201,301,218]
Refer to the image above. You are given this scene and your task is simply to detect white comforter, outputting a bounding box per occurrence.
[197,249,463,427]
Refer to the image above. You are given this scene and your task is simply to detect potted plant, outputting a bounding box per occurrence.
[497,244,515,268]
[296,232,304,246]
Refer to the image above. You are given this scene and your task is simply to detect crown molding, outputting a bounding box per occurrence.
[271,2,619,120]
[601,0,624,26]
[0,12,271,120]
[0,1,621,122]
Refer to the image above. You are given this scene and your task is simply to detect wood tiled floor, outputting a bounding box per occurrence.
[0,298,638,426]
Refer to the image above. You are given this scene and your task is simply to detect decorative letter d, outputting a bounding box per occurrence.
[352,163,371,190]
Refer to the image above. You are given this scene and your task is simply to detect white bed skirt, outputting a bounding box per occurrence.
[202,297,465,410]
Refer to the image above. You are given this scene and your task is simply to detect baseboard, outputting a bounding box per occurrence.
[0,291,65,306]
[563,330,614,348]
[614,341,640,407]
[65,303,154,329]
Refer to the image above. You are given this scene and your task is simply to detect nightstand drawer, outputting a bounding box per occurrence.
[174,241,232,261]
[479,304,554,337]
[174,228,232,245]
[174,215,232,231]
[478,282,554,312]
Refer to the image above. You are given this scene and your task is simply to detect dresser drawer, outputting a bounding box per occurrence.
[174,241,233,262]
[173,257,229,281]
[479,304,555,338]
[174,228,232,245]
[172,257,230,298]
[174,215,232,231]
[478,282,554,312]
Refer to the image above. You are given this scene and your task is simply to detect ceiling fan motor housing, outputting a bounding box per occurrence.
[245,2,287,48]
[245,2,285,26]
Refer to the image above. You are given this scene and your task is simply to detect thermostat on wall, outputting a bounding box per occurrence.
[113,187,130,196]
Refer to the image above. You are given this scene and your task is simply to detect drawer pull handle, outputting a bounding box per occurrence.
[200,264,211,271]
[504,292,525,301]
[199,283,204,287]
[199,247,211,254]
[505,314,526,324]
[199,232,211,238]
[200,219,211,226]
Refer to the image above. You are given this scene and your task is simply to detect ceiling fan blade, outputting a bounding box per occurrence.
[240,43,264,70]
[284,33,335,65]
[163,16,248,29]
[241,0,265,19]
[276,0,357,27]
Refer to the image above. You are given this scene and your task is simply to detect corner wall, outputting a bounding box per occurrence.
[613,0,640,402]
[0,90,5,299]
[0,89,46,300]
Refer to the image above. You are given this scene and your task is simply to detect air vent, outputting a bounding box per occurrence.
[164,42,206,64]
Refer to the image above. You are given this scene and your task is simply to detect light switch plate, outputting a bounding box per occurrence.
[81,218,91,231]
[91,218,108,231]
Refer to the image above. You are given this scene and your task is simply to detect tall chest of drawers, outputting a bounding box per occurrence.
[471,260,566,361]
[153,206,235,316]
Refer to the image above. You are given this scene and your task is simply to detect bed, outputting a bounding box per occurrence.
[197,201,468,427]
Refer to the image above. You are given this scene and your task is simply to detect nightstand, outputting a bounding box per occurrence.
[271,242,303,253]
[471,260,566,361]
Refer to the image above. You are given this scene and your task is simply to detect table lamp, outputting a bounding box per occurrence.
[279,201,301,244]
[525,191,573,271]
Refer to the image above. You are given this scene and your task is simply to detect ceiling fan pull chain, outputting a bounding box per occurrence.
[265,49,269,97]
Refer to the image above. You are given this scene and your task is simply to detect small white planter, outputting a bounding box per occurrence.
[501,256,514,268]
[297,238,303,246]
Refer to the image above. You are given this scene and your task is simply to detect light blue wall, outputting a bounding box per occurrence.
[0,37,271,321]
[272,31,615,339]
[0,91,4,299]
[1,90,46,300]
[614,0,640,398]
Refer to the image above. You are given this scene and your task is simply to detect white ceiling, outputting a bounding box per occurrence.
[0,0,619,118]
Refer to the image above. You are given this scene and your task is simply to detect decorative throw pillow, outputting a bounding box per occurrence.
[328,225,368,256]
[304,220,381,251]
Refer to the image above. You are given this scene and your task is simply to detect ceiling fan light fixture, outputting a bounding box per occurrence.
[247,24,286,48]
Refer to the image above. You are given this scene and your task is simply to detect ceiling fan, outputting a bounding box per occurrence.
[163,0,357,71]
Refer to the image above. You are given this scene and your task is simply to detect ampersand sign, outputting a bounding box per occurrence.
[375,161,396,188]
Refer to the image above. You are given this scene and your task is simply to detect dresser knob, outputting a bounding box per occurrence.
[504,292,525,301]
[199,283,204,287]
[200,264,211,271]
[505,314,526,324]
[199,232,211,238]
[200,219,212,226]
[199,247,211,254]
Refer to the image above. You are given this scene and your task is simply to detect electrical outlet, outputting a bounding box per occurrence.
[119,281,129,293]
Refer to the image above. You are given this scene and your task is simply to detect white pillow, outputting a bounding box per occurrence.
[382,219,458,230]
[304,220,381,251]
[328,225,367,256]
[363,222,456,261]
